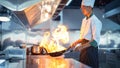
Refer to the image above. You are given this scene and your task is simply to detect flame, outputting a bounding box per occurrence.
[39,25,69,53]
[52,25,69,44]
[39,31,50,52]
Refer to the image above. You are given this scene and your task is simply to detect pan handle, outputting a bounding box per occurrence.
[66,46,71,51]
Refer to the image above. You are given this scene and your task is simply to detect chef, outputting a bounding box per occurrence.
[70,0,102,68]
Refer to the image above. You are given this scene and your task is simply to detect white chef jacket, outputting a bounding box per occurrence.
[80,14,102,45]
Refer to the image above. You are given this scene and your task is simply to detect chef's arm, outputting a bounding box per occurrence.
[73,39,97,51]
[71,39,97,48]
[71,39,84,47]
[75,39,84,43]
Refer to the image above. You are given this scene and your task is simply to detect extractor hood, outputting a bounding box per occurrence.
[0,0,44,11]
[13,0,69,28]
[103,0,120,25]
[0,0,70,28]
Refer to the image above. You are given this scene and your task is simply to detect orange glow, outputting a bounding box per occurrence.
[48,57,69,68]
[27,56,70,68]
[39,25,69,53]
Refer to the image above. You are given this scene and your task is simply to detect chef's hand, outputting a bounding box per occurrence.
[74,42,90,52]
[74,45,83,52]
[70,41,78,48]
[70,39,83,48]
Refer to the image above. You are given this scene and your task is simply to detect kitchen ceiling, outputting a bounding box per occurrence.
[65,0,113,8]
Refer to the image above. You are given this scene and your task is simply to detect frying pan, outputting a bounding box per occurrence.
[29,43,73,57]
[48,39,89,57]
[48,46,72,57]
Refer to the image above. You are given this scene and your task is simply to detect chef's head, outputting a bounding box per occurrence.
[80,0,95,17]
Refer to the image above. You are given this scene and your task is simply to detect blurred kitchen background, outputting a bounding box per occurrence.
[0,0,120,68]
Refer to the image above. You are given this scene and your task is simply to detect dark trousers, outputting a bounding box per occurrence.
[79,46,98,68]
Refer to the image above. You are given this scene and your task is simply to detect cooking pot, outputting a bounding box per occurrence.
[31,44,48,55]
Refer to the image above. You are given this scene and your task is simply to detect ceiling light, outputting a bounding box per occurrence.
[0,16,11,21]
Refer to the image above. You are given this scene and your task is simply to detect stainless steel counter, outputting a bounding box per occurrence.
[0,55,91,68]
[27,55,91,68]
[0,48,26,68]
[0,59,25,68]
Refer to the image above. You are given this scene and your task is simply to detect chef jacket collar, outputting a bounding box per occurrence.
[86,13,93,20]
